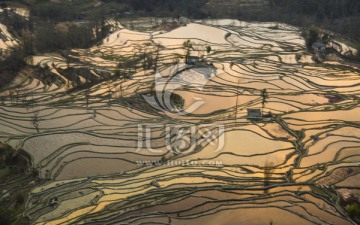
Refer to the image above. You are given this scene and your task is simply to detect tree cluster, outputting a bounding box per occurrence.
[272,0,360,22]
[129,0,209,18]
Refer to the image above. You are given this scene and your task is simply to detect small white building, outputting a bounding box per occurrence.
[312,41,326,53]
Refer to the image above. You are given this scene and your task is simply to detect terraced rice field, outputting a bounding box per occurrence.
[0,21,18,52]
[0,19,359,224]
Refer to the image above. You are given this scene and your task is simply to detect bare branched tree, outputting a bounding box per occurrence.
[264,160,275,194]
[261,89,269,109]
[32,112,39,133]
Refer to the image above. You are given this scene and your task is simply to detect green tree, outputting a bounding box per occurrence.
[206,46,212,53]
[0,207,15,225]
[346,203,360,218]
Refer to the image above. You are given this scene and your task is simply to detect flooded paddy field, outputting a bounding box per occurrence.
[0,19,359,224]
